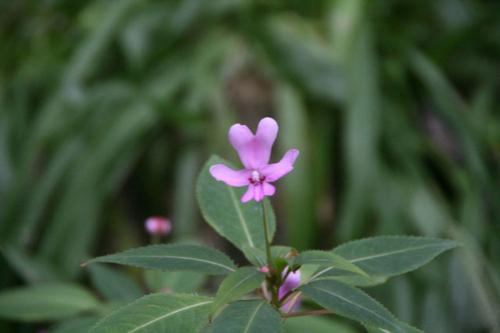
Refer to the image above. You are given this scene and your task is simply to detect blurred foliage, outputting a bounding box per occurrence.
[0,0,499,332]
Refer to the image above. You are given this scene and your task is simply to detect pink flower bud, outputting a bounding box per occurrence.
[259,266,270,273]
[145,217,172,236]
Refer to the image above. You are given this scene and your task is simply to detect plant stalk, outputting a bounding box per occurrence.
[261,200,273,271]
[261,200,279,307]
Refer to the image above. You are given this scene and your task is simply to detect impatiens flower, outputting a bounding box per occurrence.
[209,117,299,203]
[145,216,172,236]
[279,268,301,312]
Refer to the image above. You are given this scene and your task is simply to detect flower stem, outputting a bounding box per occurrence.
[261,200,280,307]
[261,200,273,271]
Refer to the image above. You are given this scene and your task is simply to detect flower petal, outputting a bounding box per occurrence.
[228,124,255,169]
[254,117,278,165]
[261,149,299,182]
[209,164,250,187]
[241,185,255,203]
[282,268,301,291]
[228,118,278,169]
[262,182,275,196]
[254,184,265,202]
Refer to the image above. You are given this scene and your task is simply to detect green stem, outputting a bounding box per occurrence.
[261,200,273,271]
[261,200,279,307]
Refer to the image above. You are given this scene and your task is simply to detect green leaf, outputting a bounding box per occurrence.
[284,316,357,333]
[84,244,236,275]
[212,267,265,315]
[294,250,367,277]
[49,316,99,333]
[196,156,276,252]
[1,246,58,283]
[310,270,385,287]
[210,300,282,333]
[0,283,100,322]
[311,236,458,283]
[300,280,404,332]
[144,270,206,293]
[242,246,267,267]
[90,293,212,333]
[366,321,424,333]
[243,245,293,267]
[271,246,294,258]
[88,264,143,302]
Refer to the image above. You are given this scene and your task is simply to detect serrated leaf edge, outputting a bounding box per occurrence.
[84,243,237,274]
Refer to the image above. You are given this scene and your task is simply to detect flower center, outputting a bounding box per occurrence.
[249,170,264,184]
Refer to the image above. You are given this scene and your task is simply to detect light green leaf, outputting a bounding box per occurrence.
[196,156,276,252]
[0,283,100,322]
[312,236,458,283]
[294,250,367,277]
[300,280,404,332]
[90,293,212,333]
[88,264,143,302]
[210,300,282,333]
[84,244,236,275]
[212,267,265,315]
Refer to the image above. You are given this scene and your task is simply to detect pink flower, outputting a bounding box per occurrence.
[209,117,299,203]
[279,268,301,312]
[145,217,172,236]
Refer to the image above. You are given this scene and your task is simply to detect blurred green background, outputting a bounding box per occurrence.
[1,0,499,332]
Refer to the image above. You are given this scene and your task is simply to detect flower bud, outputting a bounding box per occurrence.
[279,267,301,312]
[259,266,270,274]
[145,216,172,236]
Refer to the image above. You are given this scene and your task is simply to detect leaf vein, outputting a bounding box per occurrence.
[127,300,212,333]
[227,186,255,247]
[243,301,264,333]
[106,255,235,272]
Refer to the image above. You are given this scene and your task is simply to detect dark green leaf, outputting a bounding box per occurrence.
[88,264,143,302]
[212,267,265,315]
[312,236,458,283]
[144,270,206,293]
[294,250,367,277]
[0,283,100,322]
[243,245,293,268]
[90,293,212,333]
[49,316,99,333]
[85,244,236,275]
[284,316,357,333]
[197,156,276,252]
[210,300,282,333]
[366,321,423,333]
[300,280,404,332]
